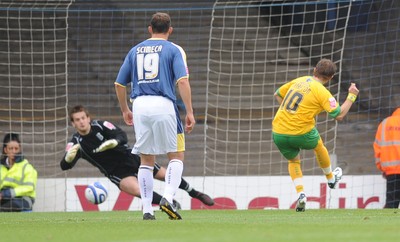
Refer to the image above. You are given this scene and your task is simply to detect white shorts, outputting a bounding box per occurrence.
[131,96,185,155]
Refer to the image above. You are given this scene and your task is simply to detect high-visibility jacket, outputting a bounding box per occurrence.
[373,108,400,175]
[0,155,37,199]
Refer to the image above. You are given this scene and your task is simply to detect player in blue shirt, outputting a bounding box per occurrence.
[115,12,195,220]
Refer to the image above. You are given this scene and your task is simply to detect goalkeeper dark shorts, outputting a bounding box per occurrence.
[108,161,161,187]
[272,127,320,160]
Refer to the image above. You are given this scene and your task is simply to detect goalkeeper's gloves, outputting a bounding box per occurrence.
[65,144,80,163]
[93,139,118,153]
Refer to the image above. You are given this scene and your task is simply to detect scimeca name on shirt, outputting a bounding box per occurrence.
[136,45,162,54]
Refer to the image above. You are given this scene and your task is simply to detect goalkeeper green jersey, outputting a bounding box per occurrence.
[272,76,341,135]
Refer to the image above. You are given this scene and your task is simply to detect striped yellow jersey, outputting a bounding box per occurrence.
[272,76,340,135]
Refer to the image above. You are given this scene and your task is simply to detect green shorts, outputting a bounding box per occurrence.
[272,128,320,160]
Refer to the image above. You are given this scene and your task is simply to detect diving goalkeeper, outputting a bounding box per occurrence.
[60,105,214,210]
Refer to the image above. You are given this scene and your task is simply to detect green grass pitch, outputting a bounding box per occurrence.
[1,209,398,242]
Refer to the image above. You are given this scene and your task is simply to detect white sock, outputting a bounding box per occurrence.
[163,159,184,202]
[186,186,193,192]
[138,165,154,215]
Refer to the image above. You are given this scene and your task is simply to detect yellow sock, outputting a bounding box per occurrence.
[314,139,333,180]
[288,159,304,193]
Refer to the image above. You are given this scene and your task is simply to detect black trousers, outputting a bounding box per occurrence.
[0,197,34,212]
[385,174,400,209]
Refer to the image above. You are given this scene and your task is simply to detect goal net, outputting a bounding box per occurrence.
[204,0,400,209]
[1,0,399,211]
[0,0,73,211]
[205,0,350,176]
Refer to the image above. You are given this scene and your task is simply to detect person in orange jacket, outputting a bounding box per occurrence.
[373,107,400,208]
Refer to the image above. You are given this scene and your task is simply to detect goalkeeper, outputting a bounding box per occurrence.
[272,59,359,212]
[60,105,214,209]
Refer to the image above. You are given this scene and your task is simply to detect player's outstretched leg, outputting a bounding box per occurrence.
[160,197,182,220]
[295,193,307,212]
[189,190,215,206]
[328,167,343,189]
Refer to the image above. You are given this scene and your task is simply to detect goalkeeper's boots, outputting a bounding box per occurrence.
[160,197,182,220]
[189,190,215,206]
[143,213,156,220]
[173,199,182,210]
[328,167,343,189]
[295,193,307,212]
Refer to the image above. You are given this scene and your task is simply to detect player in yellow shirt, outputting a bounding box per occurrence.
[272,59,359,212]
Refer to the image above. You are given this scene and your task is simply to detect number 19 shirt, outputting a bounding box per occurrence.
[272,76,341,135]
[115,38,189,102]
